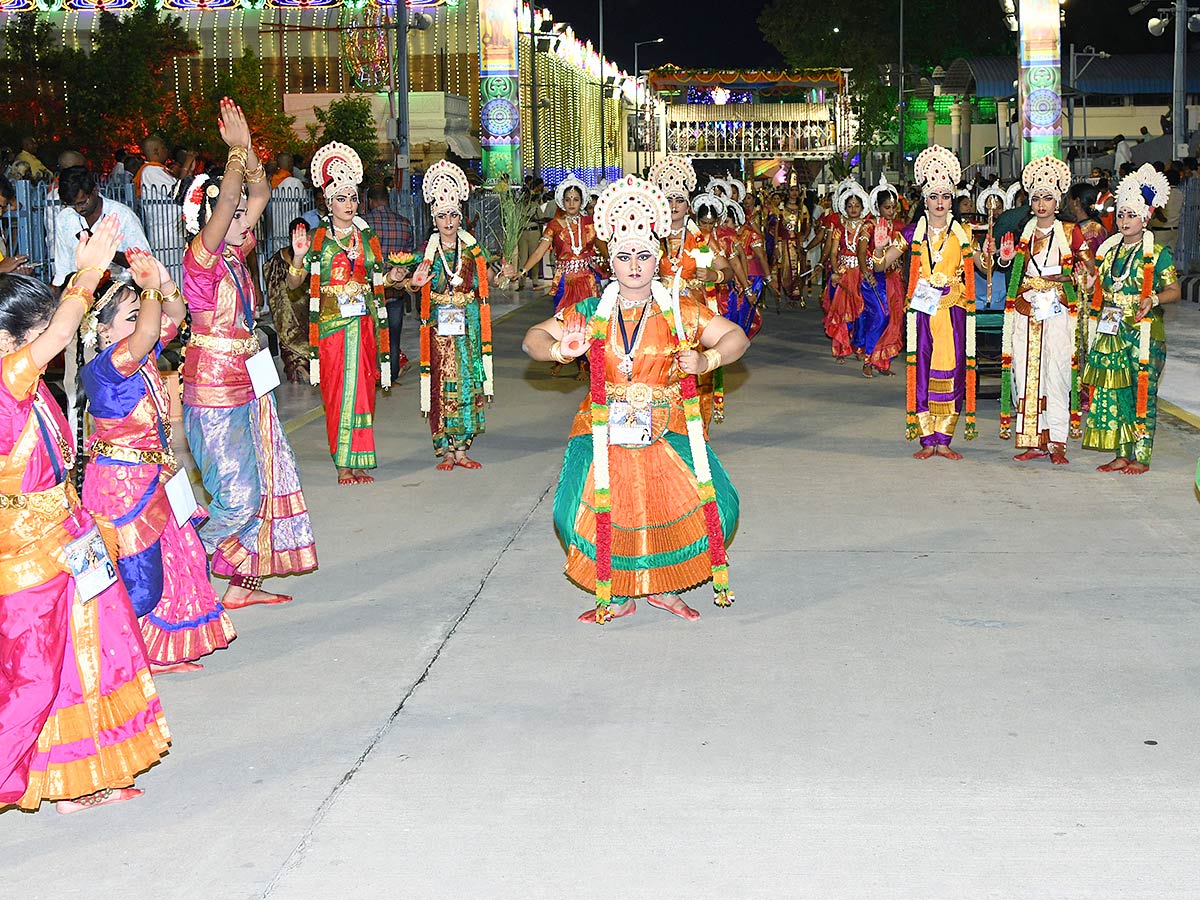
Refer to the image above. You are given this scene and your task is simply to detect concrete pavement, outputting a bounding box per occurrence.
[3,296,1200,899]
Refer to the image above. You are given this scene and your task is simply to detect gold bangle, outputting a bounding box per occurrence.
[1150,292,1161,307]
[227,146,249,164]
[61,285,93,312]
[166,286,183,305]
[243,164,266,185]
[703,348,723,373]
[287,263,307,279]
[713,269,725,284]
[549,341,570,365]
[140,289,164,304]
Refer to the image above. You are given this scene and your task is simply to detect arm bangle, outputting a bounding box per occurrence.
[244,164,266,185]
[287,263,307,279]
[61,285,94,312]
[703,348,723,373]
[1150,292,1161,307]
[139,289,165,304]
[549,341,571,365]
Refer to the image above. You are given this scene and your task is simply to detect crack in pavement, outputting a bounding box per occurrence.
[258,480,555,898]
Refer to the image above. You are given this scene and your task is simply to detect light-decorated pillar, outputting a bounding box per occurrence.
[925,107,937,148]
[1018,0,1062,165]
[479,0,522,184]
[949,100,962,163]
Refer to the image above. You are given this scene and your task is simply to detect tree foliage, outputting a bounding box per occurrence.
[759,0,1015,162]
[309,95,380,177]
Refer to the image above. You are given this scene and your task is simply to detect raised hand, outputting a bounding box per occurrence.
[291,223,310,260]
[74,215,123,273]
[217,96,251,149]
[127,248,162,292]
[153,256,177,295]
[873,216,891,249]
[410,260,432,289]
[999,232,1016,264]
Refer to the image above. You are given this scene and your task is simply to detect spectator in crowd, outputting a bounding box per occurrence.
[518,177,548,286]
[361,184,415,382]
[271,152,299,190]
[109,149,131,184]
[1180,156,1197,178]
[1152,167,1183,254]
[52,165,149,287]
[301,190,328,230]
[0,174,33,275]
[134,134,178,197]
[1139,126,1151,141]
[14,137,50,180]
[1161,107,1173,135]
[1113,135,1134,170]
[262,216,315,383]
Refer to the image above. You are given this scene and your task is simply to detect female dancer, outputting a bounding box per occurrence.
[179,97,317,606]
[413,160,493,470]
[79,251,235,673]
[856,176,904,377]
[1067,182,1109,256]
[509,174,600,313]
[739,192,774,305]
[874,145,994,459]
[1081,164,1179,474]
[997,155,1094,464]
[0,217,170,814]
[521,175,749,624]
[505,174,599,379]
[287,142,406,485]
[823,180,871,361]
[773,178,809,308]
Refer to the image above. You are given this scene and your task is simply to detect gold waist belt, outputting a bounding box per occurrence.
[320,280,370,299]
[431,290,474,308]
[605,381,681,410]
[0,480,72,516]
[90,440,177,469]
[189,332,260,355]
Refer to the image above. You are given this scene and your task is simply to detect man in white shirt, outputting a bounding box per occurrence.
[52,165,150,286]
[134,134,178,198]
[1113,135,1134,170]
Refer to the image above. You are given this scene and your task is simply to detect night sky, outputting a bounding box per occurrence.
[544,0,782,73]
[542,0,1178,75]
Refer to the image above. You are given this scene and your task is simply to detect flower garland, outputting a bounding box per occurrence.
[1090,231,1156,438]
[585,280,732,623]
[418,232,493,416]
[904,217,976,439]
[307,217,390,389]
[999,220,1080,438]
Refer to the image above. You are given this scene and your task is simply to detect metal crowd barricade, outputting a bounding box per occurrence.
[139,184,186,288]
[1175,176,1198,275]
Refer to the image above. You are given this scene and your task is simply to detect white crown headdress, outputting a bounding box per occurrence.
[977,183,1009,213]
[180,173,222,237]
[1115,162,1171,221]
[423,159,471,216]
[1005,181,1025,208]
[649,154,697,200]
[725,201,745,225]
[593,175,672,255]
[692,191,727,219]
[725,174,746,202]
[554,174,589,211]
[310,141,363,200]
[834,178,870,216]
[914,144,961,198]
[706,176,730,197]
[868,174,898,216]
[1021,154,1072,200]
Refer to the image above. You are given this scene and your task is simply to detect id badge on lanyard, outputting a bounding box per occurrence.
[437,306,466,336]
[66,526,117,603]
[910,279,943,316]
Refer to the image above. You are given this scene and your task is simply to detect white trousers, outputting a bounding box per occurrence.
[1012,310,1074,447]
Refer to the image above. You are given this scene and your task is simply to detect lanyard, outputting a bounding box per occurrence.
[1028,226,1057,276]
[221,256,255,332]
[617,303,650,359]
[31,396,67,484]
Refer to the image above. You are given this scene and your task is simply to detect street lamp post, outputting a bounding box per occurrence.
[634,37,664,178]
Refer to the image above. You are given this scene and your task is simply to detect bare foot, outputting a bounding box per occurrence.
[1049,446,1070,465]
[646,594,701,620]
[1013,449,1048,462]
[1097,457,1130,472]
[150,661,203,675]
[436,457,456,471]
[578,599,635,623]
[912,445,936,460]
[337,468,355,485]
[57,787,143,815]
[222,585,293,609]
[352,472,375,484]
[862,363,875,378]
[1122,461,1149,475]
[935,445,963,461]
[455,456,482,469]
